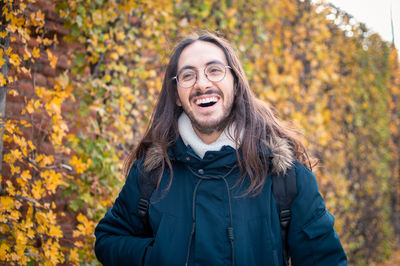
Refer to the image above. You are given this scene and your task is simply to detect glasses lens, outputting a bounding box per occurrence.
[177,69,196,88]
[205,63,226,82]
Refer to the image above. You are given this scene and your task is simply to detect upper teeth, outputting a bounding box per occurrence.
[195,97,218,105]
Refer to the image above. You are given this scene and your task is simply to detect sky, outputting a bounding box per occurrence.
[326,0,400,49]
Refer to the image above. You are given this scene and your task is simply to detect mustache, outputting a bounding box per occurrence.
[189,89,222,101]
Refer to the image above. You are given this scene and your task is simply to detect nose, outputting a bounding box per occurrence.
[194,71,212,90]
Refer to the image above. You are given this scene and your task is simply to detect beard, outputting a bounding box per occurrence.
[180,89,234,135]
[184,106,233,135]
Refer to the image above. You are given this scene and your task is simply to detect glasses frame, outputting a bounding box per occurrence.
[172,63,232,88]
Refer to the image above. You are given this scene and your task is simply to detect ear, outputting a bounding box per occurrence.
[176,96,182,106]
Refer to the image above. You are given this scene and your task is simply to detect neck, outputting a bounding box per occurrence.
[193,127,223,144]
[178,112,243,159]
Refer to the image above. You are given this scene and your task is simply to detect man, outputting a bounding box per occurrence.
[94,32,347,265]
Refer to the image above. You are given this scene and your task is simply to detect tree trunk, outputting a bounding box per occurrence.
[0,26,10,195]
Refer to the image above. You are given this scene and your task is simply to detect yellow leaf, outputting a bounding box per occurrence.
[15,199,22,209]
[34,99,41,109]
[32,180,45,200]
[28,140,36,150]
[11,149,22,161]
[46,49,58,68]
[9,89,18,96]
[9,53,20,66]
[41,170,65,194]
[76,213,86,223]
[0,73,6,86]
[49,224,63,238]
[36,10,45,22]
[50,56,58,68]
[6,180,15,196]
[45,96,62,115]
[115,31,125,42]
[25,99,35,114]
[104,74,111,83]
[43,38,53,46]
[69,248,79,263]
[23,50,30,60]
[35,86,48,98]
[92,10,103,26]
[21,170,32,181]
[0,196,14,209]
[43,238,64,264]
[69,155,88,174]
[73,213,95,238]
[115,45,126,56]
[32,47,40,58]
[3,152,17,164]
[16,230,28,245]
[8,75,16,83]
[0,242,11,260]
[13,134,28,154]
[27,227,35,239]
[10,164,21,175]
[110,52,119,60]
[9,210,21,221]
[17,175,28,188]
[36,154,54,167]
[0,32,8,38]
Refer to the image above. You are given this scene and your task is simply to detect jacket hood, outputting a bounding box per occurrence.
[267,135,294,174]
[143,135,294,175]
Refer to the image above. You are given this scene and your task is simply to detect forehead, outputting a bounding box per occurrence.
[177,41,228,70]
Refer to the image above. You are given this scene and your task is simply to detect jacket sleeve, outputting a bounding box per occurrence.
[94,161,154,266]
[288,162,347,266]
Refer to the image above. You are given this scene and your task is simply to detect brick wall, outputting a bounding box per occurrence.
[2,0,80,249]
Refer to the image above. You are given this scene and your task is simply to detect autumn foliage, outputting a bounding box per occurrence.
[0,0,399,264]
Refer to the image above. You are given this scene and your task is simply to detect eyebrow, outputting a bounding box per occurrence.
[177,60,226,74]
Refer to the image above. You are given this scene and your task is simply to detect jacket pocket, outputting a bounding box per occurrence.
[303,210,335,239]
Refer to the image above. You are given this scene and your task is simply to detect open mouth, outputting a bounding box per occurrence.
[195,97,219,108]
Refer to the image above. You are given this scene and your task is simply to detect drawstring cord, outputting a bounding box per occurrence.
[185,166,237,266]
[185,179,203,266]
[221,176,235,266]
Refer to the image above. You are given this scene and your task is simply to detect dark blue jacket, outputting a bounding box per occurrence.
[95,138,347,265]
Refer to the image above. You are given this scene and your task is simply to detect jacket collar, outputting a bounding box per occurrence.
[168,137,240,170]
[145,129,294,175]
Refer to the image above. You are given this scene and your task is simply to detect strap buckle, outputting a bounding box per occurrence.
[137,198,149,218]
[279,209,292,228]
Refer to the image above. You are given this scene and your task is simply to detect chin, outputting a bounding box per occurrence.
[192,117,230,134]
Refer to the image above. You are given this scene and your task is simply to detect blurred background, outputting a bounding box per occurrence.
[0,0,399,264]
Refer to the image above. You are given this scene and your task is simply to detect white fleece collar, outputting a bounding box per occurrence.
[178,112,243,159]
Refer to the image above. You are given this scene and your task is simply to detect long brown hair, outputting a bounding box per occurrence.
[125,31,311,195]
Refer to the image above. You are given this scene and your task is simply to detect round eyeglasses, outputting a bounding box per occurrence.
[172,63,232,88]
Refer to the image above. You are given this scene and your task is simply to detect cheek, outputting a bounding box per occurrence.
[224,82,236,101]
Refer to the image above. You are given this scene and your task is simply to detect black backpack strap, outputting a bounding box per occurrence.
[137,169,158,235]
[272,166,297,266]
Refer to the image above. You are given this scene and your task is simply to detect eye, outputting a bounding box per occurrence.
[179,70,196,81]
[206,64,224,76]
